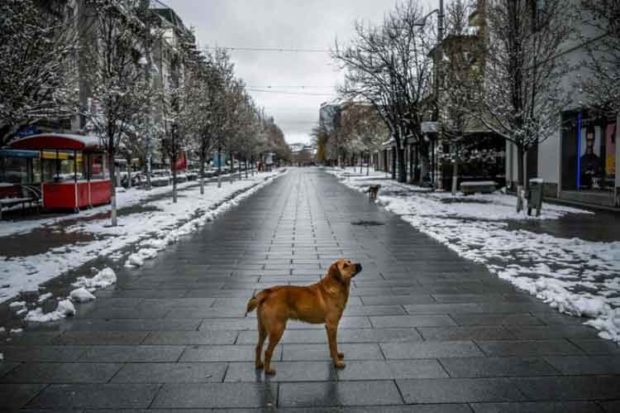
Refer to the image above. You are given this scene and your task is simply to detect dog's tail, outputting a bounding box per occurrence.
[245,289,270,316]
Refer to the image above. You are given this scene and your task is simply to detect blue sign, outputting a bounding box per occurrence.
[15,126,40,138]
[212,151,227,168]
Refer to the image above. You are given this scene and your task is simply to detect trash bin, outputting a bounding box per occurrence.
[527,178,544,216]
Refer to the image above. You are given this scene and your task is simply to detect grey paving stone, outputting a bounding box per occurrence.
[0,362,122,383]
[336,359,448,380]
[361,294,435,305]
[66,318,201,331]
[514,376,620,400]
[369,315,456,328]
[0,346,86,362]
[342,305,406,316]
[151,383,277,408]
[143,330,238,345]
[419,326,516,341]
[236,327,423,345]
[570,339,620,355]
[396,378,525,403]
[78,345,184,362]
[111,362,227,383]
[471,401,604,413]
[282,343,383,361]
[381,341,484,359]
[52,331,148,345]
[279,380,403,407]
[27,383,160,409]
[180,345,281,362]
[544,355,620,375]
[225,361,334,382]
[0,361,20,377]
[440,357,559,377]
[477,340,584,357]
[450,313,543,326]
[507,325,599,340]
[0,384,46,409]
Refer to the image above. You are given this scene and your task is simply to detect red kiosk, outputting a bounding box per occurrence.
[8,134,111,210]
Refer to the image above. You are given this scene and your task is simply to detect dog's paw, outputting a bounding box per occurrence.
[337,352,345,360]
[255,361,264,370]
[334,360,346,369]
[265,368,276,375]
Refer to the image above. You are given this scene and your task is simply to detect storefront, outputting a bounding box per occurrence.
[560,110,619,206]
[7,134,111,210]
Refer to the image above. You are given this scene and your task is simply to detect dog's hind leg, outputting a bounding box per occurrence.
[255,316,267,370]
[263,322,285,375]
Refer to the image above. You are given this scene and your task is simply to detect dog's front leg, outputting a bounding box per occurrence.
[326,321,345,368]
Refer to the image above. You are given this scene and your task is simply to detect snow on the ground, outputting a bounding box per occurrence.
[328,167,620,343]
[0,170,284,303]
[0,178,204,238]
[24,299,75,323]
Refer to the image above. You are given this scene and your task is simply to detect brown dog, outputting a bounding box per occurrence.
[245,258,362,375]
[366,184,381,201]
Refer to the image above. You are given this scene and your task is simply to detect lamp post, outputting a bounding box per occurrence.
[415,0,444,189]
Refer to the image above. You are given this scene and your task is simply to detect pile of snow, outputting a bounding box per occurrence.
[69,287,96,303]
[328,167,620,343]
[73,267,117,290]
[25,299,76,323]
[125,248,158,268]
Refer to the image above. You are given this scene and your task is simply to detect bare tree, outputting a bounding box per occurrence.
[473,0,570,199]
[440,0,484,194]
[333,0,434,183]
[82,0,147,226]
[0,0,78,145]
[578,0,620,115]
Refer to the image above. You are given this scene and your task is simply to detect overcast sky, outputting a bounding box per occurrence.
[165,0,434,145]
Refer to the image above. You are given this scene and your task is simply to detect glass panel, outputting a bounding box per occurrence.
[0,157,29,183]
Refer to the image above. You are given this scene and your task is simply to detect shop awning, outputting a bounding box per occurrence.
[8,134,103,152]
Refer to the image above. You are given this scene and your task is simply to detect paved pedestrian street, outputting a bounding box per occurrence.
[1,168,619,411]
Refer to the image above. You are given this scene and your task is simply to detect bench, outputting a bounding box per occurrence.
[0,184,41,220]
[460,180,497,195]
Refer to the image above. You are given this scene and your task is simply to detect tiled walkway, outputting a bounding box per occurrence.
[1,168,619,411]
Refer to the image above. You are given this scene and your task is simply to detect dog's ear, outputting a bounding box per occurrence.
[327,261,342,281]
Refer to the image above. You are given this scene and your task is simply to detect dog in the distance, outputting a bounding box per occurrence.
[366,184,381,201]
[245,258,362,375]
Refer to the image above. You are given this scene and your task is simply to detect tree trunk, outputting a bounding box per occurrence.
[217,147,222,188]
[366,153,370,176]
[245,158,248,179]
[171,154,177,204]
[391,148,396,180]
[108,144,117,227]
[516,144,526,212]
[229,152,234,184]
[126,156,132,189]
[199,149,205,195]
[396,147,406,183]
[419,154,429,186]
[451,158,459,195]
[451,143,459,195]
[251,155,255,176]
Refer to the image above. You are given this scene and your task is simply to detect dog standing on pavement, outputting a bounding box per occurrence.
[245,258,363,375]
[366,184,381,202]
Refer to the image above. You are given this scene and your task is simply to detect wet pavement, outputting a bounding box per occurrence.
[0,168,619,411]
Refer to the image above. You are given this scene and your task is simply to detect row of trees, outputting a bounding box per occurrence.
[328,0,618,192]
[0,0,289,226]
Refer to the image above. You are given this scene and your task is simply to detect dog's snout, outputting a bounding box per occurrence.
[355,263,362,273]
